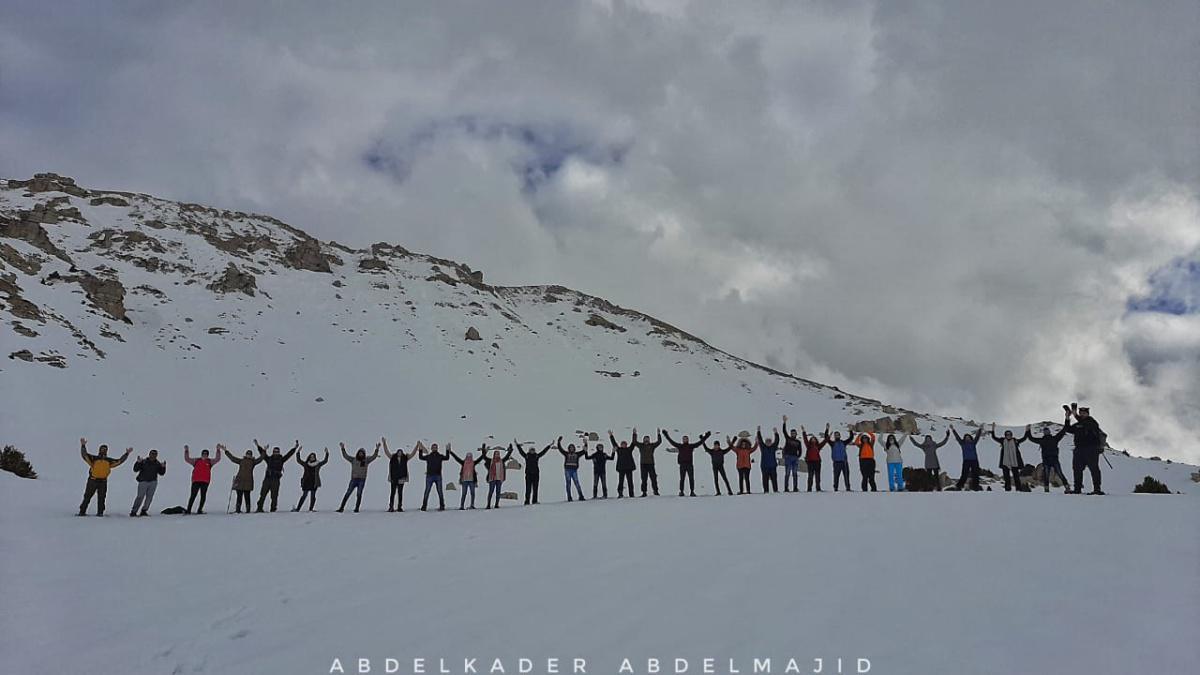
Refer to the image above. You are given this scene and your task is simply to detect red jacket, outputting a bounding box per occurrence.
[185,449,221,484]
[804,437,825,462]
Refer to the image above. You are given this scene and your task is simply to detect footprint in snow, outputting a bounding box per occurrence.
[230,629,251,640]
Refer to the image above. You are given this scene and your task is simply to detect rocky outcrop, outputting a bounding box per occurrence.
[0,242,42,275]
[853,414,919,435]
[89,195,129,207]
[0,274,43,321]
[77,272,131,323]
[585,313,625,332]
[9,349,33,362]
[284,237,332,273]
[23,197,84,225]
[359,257,389,272]
[465,326,482,341]
[8,173,89,198]
[0,215,73,263]
[207,264,257,296]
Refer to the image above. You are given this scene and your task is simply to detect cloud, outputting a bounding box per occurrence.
[1,0,1197,461]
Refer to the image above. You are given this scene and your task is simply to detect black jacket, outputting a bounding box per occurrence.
[1065,417,1105,453]
[420,450,447,476]
[517,445,551,473]
[610,433,637,471]
[299,456,328,490]
[133,458,166,482]
[664,431,710,464]
[260,448,296,479]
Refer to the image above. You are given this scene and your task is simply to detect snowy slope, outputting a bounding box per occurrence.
[2,174,1198,675]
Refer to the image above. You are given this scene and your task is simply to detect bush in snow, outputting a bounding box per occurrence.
[1132,476,1171,494]
[0,445,37,479]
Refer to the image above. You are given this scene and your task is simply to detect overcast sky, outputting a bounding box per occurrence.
[3,1,1197,462]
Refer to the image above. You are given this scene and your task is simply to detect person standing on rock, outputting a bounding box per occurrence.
[482,444,517,509]
[852,431,878,492]
[802,424,828,492]
[337,442,380,513]
[292,448,329,511]
[731,435,757,494]
[609,431,638,498]
[633,428,663,497]
[780,416,805,492]
[78,439,131,516]
[449,444,486,510]
[255,440,299,513]
[990,424,1031,492]
[583,439,611,498]
[129,449,166,517]
[184,444,223,514]
[826,428,854,492]
[516,440,551,505]
[909,431,950,491]
[382,437,418,512]
[702,437,734,495]
[556,436,587,502]
[663,430,710,497]
[1063,404,1106,495]
[1031,421,1070,493]
[882,434,908,492]
[950,426,985,491]
[224,447,264,514]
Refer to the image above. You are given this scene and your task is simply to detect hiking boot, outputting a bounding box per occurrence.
[579,496,585,501]
[1043,486,1050,493]
[1089,490,1105,495]
[76,511,86,517]
[567,496,573,502]
[140,510,149,517]
[130,510,137,517]
[689,492,696,497]
[678,491,685,497]
[336,507,345,513]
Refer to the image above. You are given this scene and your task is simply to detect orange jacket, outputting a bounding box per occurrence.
[854,433,876,460]
[733,444,756,469]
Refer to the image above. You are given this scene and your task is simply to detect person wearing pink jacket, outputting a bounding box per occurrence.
[184,444,223,514]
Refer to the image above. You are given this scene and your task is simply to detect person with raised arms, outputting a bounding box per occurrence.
[950,425,986,491]
[732,435,758,495]
[292,447,329,512]
[515,440,552,505]
[703,437,734,496]
[184,444,222,514]
[1030,418,1070,493]
[482,443,517,509]
[826,427,855,492]
[909,431,950,491]
[78,438,131,516]
[780,416,804,492]
[224,446,265,514]
[1063,404,1107,495]
[337,441,380,513]
[801,424,828,492]
[382,437,418,512]
[632,427,663,497]
[449,444,486,510]
[881,434,908,492]
[557,436,587,502]
[990,423,1031,492]
[583,439,611,499]
[756,426,781,494]
[852,431,878,492]
[418,441,450,511]
[254,439,299,513]
[663,429,711,497]
[608,430,638,498]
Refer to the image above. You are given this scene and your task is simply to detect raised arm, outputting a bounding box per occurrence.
[111,448,133,468]
[283,443,298,462]
[382,437,394,459]
[538,443,552,458]
[448,449,464,464]
[254,439,267,453]
[782,416,791,438]
[608,432,619,449]
[662,430,679,448]
[989,424,1002,443]
[699,431,712,446]
[340,442,352,463]
[224,449,239,464]
[951,426,962,442]
[937,430,950,447]
[184,445,195,465]
[368,444,381,462]
[555,436,564,455]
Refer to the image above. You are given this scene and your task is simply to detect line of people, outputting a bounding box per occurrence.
[75,406,1109,517]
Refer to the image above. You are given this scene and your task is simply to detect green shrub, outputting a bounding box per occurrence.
[0,445,37,479]
[1132,476,1170,494]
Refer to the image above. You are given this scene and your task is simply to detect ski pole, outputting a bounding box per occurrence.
[1101,451,1113,469]
[226,485,234,514]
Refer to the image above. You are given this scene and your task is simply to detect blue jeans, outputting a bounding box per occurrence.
[783,456,800,491]
[887,462,905,491]
[487,479,503,506]
[459,480,476,508]
[565,468,584,499]
[423,475,444,509]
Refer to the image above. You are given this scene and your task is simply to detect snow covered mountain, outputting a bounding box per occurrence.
[2,172,1197,493]
[3,174,1198,675]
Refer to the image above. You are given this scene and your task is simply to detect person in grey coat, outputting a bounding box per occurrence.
[224,448,264,513]
[337,442,381,513]
[909,431,950,491]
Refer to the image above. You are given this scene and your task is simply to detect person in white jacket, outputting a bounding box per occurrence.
[882,433,910,492]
